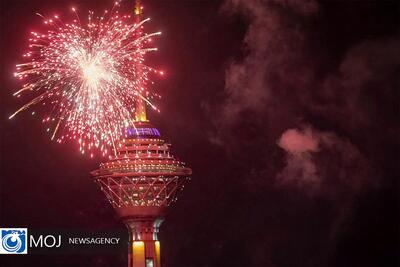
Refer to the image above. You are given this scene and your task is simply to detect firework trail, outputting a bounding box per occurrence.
[11,2,163,157]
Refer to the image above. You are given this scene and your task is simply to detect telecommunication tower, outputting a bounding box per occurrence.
[91,1,191,266]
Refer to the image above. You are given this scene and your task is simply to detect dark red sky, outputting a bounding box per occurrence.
[0,0,399,267]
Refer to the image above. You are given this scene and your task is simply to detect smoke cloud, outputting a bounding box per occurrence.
[216,0,398,191]
[276,127,320,191]
[209,0,399,265]
[276,126,372,197]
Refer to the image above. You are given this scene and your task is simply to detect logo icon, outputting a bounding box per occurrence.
[0,228,27,254]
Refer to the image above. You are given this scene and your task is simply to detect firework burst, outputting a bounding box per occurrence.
[11,2,163,157]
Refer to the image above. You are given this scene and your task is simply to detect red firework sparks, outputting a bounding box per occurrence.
[11,1,163,157]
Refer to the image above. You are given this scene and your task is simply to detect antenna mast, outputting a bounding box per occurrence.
[134,0,147,122]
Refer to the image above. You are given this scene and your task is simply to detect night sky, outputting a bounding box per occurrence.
[0,0,399,267]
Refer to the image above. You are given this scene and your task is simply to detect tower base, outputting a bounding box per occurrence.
[125,218,163,267]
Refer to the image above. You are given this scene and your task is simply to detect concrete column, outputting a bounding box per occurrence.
[126,218,164,267]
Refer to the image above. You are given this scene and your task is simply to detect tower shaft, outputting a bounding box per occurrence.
[127,219,162,267]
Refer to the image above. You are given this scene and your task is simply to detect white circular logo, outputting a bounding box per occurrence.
[2,232,22,253]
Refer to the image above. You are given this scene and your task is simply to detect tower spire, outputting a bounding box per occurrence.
[134,0,142,15]
[134,0,147,122]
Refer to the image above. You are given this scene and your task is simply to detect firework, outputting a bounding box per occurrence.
[11,2,163,157]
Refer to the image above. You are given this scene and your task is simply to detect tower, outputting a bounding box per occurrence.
[91,120,191,267]
[91,1,191,266]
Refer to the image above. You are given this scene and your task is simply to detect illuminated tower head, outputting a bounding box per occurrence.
[91,2,191,267]
[91,120,191,267]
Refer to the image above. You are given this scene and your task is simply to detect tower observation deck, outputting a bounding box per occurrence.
[91,2,191,266]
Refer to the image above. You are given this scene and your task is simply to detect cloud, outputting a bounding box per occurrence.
[274,125,376,263]
[276,127,320,191]
[313,37,400,131]
[276,126,373,197]
[277,127,319,154]
[216,0,399,177]
[209,0,398,264]
[214,0,318,150]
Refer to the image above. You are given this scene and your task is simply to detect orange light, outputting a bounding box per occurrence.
[132,241,145,266]
[133,241,144,246]
[155,241,161,267]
